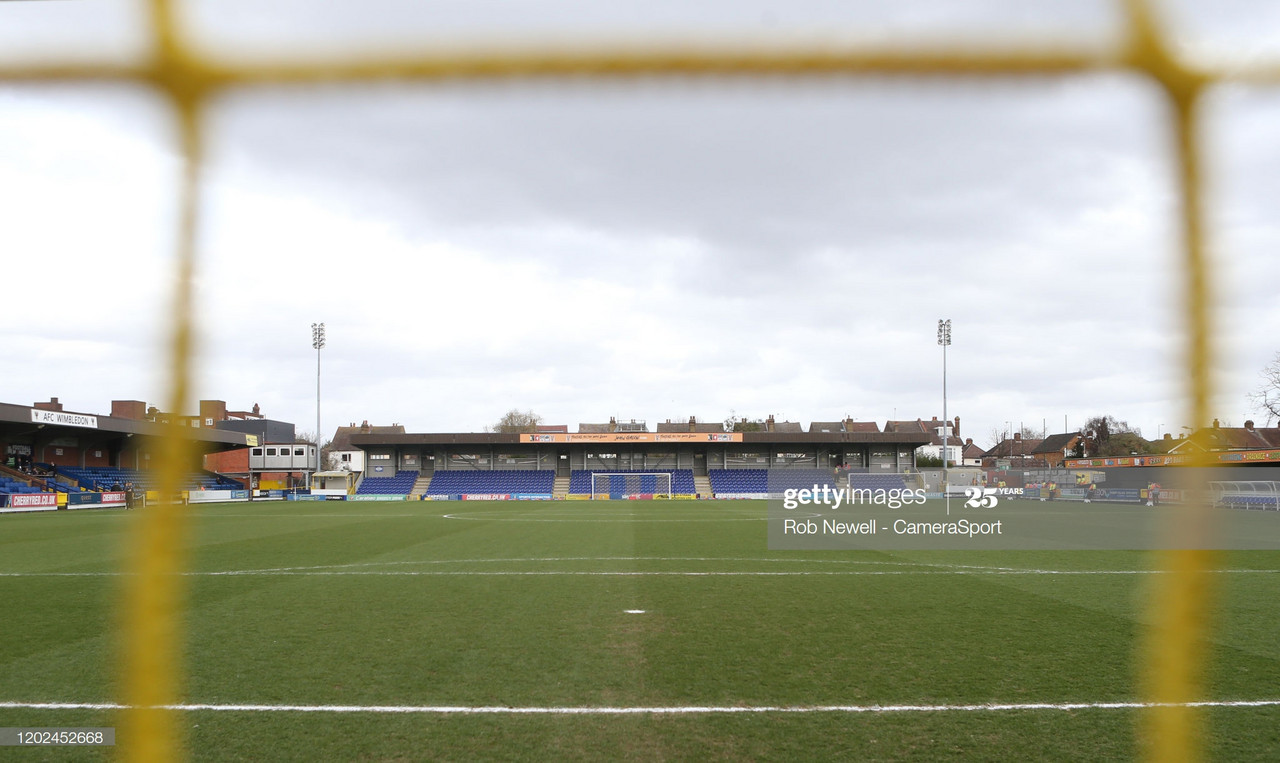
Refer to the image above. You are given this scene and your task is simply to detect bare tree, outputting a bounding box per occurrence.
[723,410,765,432]
[492,409,543,434]
[1249,353,1280,425]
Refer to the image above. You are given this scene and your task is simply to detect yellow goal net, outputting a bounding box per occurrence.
[1,0,1257,759]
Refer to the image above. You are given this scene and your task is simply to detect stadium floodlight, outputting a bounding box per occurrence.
[312,322,325,481]
[938,319,951,514]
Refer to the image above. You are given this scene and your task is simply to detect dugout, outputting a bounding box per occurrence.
[310,470,354,497]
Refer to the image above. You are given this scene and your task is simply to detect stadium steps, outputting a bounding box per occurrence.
[409,473,432,498]
[693,475,713,499]
[553,475,570,499]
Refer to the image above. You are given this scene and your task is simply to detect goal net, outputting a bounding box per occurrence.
[590,472,672,500]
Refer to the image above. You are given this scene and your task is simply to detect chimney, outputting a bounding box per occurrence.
[112,400,146,420]
[1213,418,1221,428]
[252,403,261,416]
[34,397,64,412]
[1245,419,1255,432]
[1014,432,1022,441]
[689,415,697,432]
[954,416,960,435]
[609,416,617,432]
[199,400,228,422]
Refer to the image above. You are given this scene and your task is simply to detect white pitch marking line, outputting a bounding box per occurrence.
[440,513,769,523]
[2,568,1278,578]
[3,699,1279,714]
[201,556,957,575]
[624,609,646,614]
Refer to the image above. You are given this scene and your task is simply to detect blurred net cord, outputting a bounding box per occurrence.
[0,0,1258,760]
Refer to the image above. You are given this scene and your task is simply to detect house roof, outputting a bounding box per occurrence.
[808,420,883,434]
[656,420,726,433]
[1172,425,1280,452]
[1033,432,1080,455]
[884,419,930,433]
[330,422,406,451]
[984,437,1043,458]
[809,421,845,433]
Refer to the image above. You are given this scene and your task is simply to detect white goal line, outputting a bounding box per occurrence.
[2,568,1279,578]
[3,699,1280,715]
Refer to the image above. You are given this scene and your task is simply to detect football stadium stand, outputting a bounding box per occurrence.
[708,469,910,497]
[708,468,767,494]
[0,476,46,495]
[58,467,238,492]
[846,473,909,492]
[425,470,555,497]
[356,470,420,495]
[568,469,696,497]
[763,468,842,493]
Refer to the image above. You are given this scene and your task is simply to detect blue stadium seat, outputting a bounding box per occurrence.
[356,470,421,495]
[424,470,554,496]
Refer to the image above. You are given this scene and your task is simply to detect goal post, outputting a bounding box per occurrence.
[590,472,672,500]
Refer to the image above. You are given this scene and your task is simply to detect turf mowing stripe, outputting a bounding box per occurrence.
[4,700,1280,714]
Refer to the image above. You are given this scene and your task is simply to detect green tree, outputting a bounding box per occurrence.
[492,409,543,434]
[1083,415,1154,457]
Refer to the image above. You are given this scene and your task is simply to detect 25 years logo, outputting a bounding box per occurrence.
[963,487,999,508]
[963,487,1024,508]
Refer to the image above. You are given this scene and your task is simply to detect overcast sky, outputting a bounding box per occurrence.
[3,1,1280,447]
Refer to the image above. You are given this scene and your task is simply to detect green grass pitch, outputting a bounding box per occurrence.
[2,499,1279,760]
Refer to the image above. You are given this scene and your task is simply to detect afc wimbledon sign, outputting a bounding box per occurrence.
[30,409,99,429]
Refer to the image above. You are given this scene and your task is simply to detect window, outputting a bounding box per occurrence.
[266,448,277,456]
[294,448,304,456]
[341,453,350,462]
[252,448,263,456]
